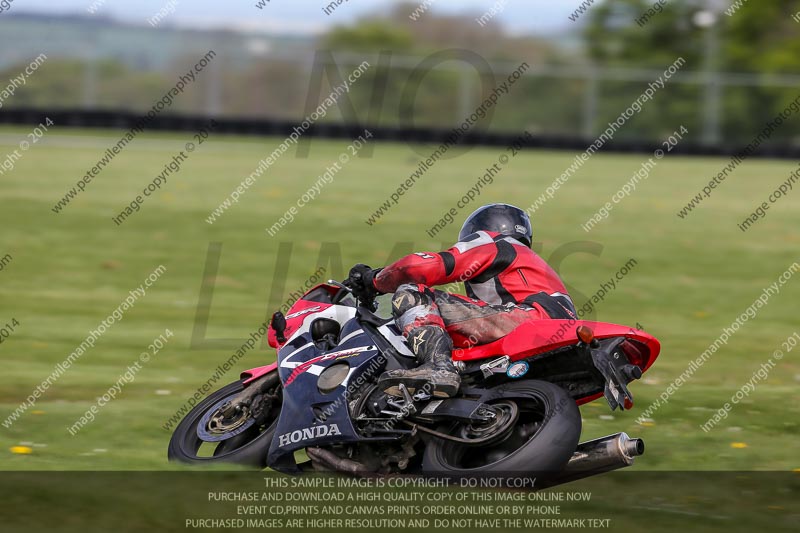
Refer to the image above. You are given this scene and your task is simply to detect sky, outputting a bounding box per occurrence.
[12,0,582,36]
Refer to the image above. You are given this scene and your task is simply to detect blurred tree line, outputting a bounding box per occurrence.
[319,0,800,144]
[585,0,800,143]
[2,1,799,146]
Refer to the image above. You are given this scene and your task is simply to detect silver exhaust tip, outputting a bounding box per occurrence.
[624,436,645,458]
[539,432,644,489]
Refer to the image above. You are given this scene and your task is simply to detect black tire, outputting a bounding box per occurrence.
[422,380,581,478]
[167,373,281,467]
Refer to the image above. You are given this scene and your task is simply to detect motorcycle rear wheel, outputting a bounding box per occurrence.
[421,380,580,478]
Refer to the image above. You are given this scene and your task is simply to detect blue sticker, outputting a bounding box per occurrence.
[506,361,529,379]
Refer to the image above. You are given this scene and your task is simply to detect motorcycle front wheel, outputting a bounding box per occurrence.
[167,372,282,467]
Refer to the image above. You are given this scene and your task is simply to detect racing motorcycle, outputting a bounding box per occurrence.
[168,276,660,485]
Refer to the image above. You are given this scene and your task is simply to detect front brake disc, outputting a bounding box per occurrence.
[196,396,256,442]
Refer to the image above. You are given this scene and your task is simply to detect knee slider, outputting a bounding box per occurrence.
[392,284,434,316]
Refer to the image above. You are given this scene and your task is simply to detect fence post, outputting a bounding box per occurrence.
[700,5,723,145]
[583,64,599,139]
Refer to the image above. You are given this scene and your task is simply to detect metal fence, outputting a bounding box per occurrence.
[1,15,799,150]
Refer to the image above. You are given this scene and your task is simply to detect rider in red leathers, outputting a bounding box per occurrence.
[348,203,576,398]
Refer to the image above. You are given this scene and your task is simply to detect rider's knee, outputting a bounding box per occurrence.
[391,283,435,317]
[392,284,444,335]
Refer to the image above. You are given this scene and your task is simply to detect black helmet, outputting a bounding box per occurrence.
[459,203,533,247]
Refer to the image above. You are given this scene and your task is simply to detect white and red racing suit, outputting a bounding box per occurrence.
[372,230,577,350]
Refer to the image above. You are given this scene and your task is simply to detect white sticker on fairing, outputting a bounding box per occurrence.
[506,361,529,379]
[377,323,415,358]
[278,424,342,447]
[285,306,322,319]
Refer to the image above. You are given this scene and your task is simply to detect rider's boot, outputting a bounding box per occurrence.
[378,326,461,398]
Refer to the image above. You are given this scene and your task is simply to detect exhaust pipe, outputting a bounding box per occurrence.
[539,432,644,489]
[305,446,372,476]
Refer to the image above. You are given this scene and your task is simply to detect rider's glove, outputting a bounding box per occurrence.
[347,263,381,302]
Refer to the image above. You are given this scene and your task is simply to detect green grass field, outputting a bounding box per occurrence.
[0,125,798,472]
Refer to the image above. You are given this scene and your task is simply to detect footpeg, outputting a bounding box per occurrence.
[398,384,417,415]
[381,385,417,418]
[480,355,510,378]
